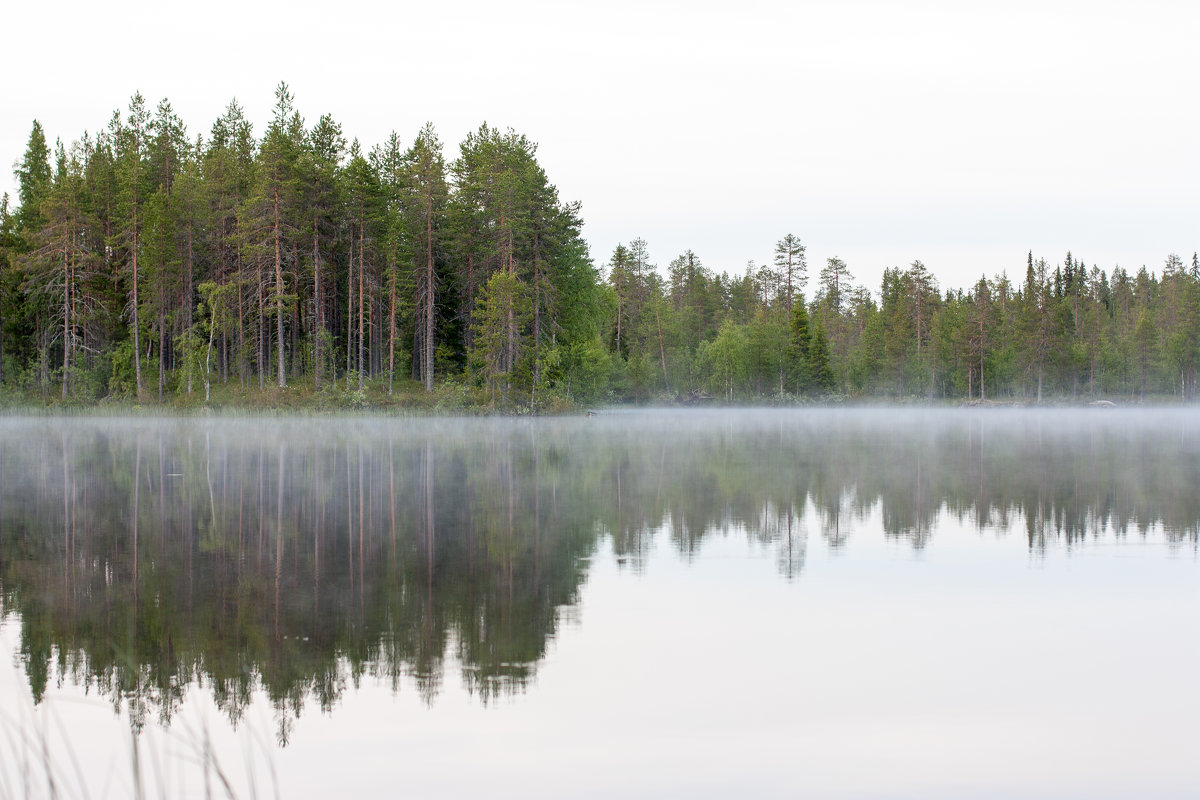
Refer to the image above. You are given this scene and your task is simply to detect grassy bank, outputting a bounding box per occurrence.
[0,376,586,416]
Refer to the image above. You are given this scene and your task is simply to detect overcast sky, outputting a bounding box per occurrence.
[4,0,1198,291]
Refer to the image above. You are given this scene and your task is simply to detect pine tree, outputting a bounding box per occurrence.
[451,123,591,401]
[172,142,208,393]
[967,276,994,399]
[300,112,345,388]
[607,243,631,353]
[373,132,407,393]
[145,99,187,400]
[773,233,807,311]
[817,256,853,365]
[403,123,448,393]
[879,266,911,395]
[204,99,256,385]
[113,93,152,398]
[244,82,304,387]
[19,140,97,399]
[343,140,381,391]
[1019,256,1053,401]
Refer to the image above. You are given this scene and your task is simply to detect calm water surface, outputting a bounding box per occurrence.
[1,409,1197,798]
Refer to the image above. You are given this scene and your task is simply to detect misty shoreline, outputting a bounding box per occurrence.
[0,399,1193,421]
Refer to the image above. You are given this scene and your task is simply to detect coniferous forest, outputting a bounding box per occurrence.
[2,86,1198,408]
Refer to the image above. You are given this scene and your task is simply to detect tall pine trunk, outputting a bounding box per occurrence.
[358,221,365,392]
[274,186,286,388]
[131,219,143,398]
[423,196,434,392]
[978,312,985,401]
[346,234,354,390]
[62,249,71,400]
[257,265,265,389]
[313,221,321,389]
[158,307,165,401]
[388,261,396,395]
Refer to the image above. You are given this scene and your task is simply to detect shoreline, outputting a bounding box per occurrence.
[0,396,1190,418]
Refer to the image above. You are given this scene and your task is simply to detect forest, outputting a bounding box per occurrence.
[1,85,1198,408]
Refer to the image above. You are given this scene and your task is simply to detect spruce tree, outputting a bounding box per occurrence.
[809,320,836,393]
[15,121,52,236]
[789,293,811,392]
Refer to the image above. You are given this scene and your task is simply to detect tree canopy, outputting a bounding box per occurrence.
[2,87,1198,407]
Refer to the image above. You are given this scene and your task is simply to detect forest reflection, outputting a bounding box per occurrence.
[1,410,1197,735]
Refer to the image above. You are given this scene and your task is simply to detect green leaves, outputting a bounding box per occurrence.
[6,87,1200,406]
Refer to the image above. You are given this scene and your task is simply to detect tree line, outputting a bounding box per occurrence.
[602,242,1200,403]
[0,84,601,406]
[2,85,1198,406]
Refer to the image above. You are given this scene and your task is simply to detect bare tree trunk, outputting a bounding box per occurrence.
[257,265,265,389]
[185,225,195,393]
[655,301,669,394]
[204,299,214,403]
[615,289,622,355]
[466,253,474,351]
[236,239,245,387]
[313,221,321,389]
[157,255,166,400]
[978,314,985,401]
[132,216,143,398]
[346,235,354,390]
[532,241,541,407]
[62,250,71,401]
[274,186,286,387]
[424,196,434,392]
[388,259,396,395]
[505,227,515,401]
[358,220,365,392]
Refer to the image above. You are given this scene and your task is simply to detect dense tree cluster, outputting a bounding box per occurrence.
[600,243,1200,403]
[0,85,602,405]
[2,86,1198,406]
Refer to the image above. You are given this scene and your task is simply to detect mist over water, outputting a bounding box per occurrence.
[1,409,1197,798]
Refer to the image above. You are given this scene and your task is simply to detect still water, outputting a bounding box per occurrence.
[1,409,1197,798]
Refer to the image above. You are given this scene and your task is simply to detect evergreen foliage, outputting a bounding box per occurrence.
[0,88,602,408]
[3,87,1200,407]
[808,322,836,393]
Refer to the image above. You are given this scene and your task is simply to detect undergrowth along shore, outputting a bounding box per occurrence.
[0,381,1185,417]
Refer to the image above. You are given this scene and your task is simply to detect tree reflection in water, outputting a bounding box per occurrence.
[1,410,1197,738]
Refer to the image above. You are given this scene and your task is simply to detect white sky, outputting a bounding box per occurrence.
[4,0,1198,292]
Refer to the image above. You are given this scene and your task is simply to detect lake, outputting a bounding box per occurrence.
[1,409,1197,799]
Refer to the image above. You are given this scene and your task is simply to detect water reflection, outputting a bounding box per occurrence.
[1,410,1197,736]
